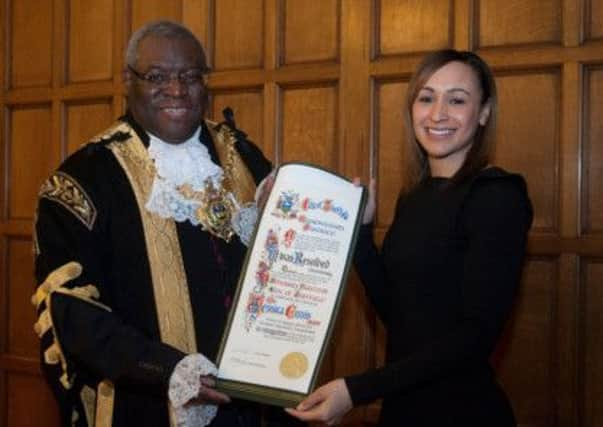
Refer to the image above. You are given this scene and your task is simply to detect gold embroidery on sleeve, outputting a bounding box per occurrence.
[39,172,97,230]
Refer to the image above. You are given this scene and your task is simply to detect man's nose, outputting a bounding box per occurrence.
[163,76,187,96]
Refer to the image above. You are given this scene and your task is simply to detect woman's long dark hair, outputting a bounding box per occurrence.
[400,49,497,195]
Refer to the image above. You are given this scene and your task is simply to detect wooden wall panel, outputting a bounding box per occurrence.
[495,257,557,425]
[556,253,579,427]
[494,71,560,234]
[1,2,603,427]
[374,80,407,229]
[67,0,114,83]
[182,0,211,55]
[131,0,182,31]
[7,238,36,358]
[584,65,603,234]
[588,0,603,40]
[377,0,451,56]
[584,258,603,427]
[8,106,56,220]
[65,101,114,155]
[9,0,53,88]
[280,84,338,168]
[477,0,562,47]
[282,0,339,65]
[211,90,265,154]
[214,0,264,70]
[6,373,60,427]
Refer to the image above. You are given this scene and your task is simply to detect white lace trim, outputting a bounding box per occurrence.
[145,129,224,225]
[232,203,258,246]
[168,354,218,427]
[145,176,208,225]
[148,128,223,189]
[144,131,259,245]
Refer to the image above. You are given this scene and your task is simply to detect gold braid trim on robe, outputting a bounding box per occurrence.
[106,122,198,355]
[205,119,257,205]
[105,121,194,426]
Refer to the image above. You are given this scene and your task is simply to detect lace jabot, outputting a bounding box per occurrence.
[145,128,222,220]
[144,129,258,245]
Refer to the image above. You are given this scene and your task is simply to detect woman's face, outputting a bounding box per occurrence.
[411,61,491,176]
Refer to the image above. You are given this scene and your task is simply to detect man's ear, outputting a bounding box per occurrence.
[478,100,492,126]
[123,67,133,90]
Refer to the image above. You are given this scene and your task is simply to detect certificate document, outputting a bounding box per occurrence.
[216,163,366,407]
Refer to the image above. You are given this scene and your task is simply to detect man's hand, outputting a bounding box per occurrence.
[185,375,230,407]
[285,378,353,426]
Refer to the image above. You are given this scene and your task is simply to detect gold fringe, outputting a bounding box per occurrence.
[80,385,97,426]
[33,309,51,337]
[95,380,115,427]
[31,261,83,309]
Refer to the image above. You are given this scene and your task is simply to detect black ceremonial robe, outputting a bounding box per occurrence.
[33,114,274,426]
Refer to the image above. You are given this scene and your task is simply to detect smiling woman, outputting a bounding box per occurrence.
[286,49,533,427]
[411,61,491,177]
[401,49,498,193]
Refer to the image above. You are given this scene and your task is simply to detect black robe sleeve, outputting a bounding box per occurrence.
[34,145,185,396]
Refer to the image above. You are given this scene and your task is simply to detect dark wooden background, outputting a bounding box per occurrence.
[1,1,602,426]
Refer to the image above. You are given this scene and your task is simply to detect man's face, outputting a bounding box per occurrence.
[125,35,207,144]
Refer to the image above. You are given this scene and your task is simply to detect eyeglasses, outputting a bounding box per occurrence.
[127,65,208,87]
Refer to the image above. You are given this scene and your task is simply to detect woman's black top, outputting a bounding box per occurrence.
[346,167,532,426]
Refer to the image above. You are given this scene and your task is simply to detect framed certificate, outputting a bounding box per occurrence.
[216,162,366,407]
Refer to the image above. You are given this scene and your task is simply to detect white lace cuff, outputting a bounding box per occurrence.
[168,354,219,427]
[231,202,258,246]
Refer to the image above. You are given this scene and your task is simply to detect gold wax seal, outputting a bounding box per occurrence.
[279,352,308,379]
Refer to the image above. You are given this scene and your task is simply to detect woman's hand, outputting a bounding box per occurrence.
[285,378,353,425]
[255,170,276,212]
[353,177,376,225]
